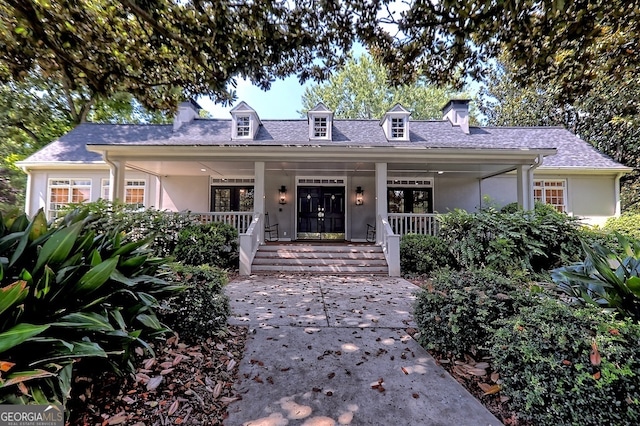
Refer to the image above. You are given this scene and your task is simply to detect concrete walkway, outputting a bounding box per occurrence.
[224,275,502,426]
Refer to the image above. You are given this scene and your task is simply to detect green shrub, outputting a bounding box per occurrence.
[490,297,640,425]
[173,222,239,269]
[438,203,586,274]
[61,200,199,258]
[413,269,528,357]
[552,234,640,322]
[400,234,456,275]
[0,208,182,405]
[158,263,229,344]
[603,212,640,241]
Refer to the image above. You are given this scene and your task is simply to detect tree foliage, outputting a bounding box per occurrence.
[2,1,638,111]
[300,55,458,119]
[0,71,169,212]
[479,59,640,212]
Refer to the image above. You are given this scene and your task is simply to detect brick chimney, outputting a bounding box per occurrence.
[442,99,470,134]
[173,100,202,131]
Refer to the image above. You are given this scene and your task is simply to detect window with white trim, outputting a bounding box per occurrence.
[534,179,567,213]
[313,117,328,138]
[48,179,91,219]
[236,115,250,137]
[101,179,146,207]
[391,118,405,138]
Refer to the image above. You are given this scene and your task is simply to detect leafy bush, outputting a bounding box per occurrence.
[61,200,199,258]
[173,222,239,269]
[552,234,640,322]
[0,208,182,405]
[400,234,456,275]
[490,297,640,425]
[159,263,230,344]
[414,269,528,357]
[603,212,640,241]
[438,203,586,274]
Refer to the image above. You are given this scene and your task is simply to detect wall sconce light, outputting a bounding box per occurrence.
[355,186,364,205]
[279,185,287,205]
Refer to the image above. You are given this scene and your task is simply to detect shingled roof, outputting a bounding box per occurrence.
[22,118,627,170]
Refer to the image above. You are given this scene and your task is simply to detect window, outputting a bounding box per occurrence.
[101,179,146,208]
[391,118,404,138]
[387,188,433,213]
[313,117,328,138]
[48,179,91,219]
[210,187,254,212]
[236,116,250,137]
[534,179,566,213]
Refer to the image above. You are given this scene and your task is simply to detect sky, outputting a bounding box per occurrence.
[197,44,367,120]
[197,76,311,120]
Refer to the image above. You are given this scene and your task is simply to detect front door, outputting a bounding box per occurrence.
[297,186,345,240]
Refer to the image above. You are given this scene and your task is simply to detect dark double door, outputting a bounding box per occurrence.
[297,186,345,240]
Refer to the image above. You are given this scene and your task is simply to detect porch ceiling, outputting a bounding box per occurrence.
[125,159,526,179]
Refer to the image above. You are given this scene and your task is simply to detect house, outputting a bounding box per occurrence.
[18,99,630,276]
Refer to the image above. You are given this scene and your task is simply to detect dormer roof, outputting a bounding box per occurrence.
[307,102,334,140]
[230,101,261,139]
[380,103,411,141]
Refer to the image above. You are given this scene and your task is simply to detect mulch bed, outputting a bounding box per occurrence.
[67,325,248,426]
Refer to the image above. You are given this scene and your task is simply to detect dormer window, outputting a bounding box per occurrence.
[236,116,250,137]
[230,101,261,140]
[380,104,411,141]
[308,102,333,140]
[314,117,328,138]
[391,118,405,138]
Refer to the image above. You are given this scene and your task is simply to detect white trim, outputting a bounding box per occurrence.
[210,177,255,185]
[47,178,92,219]
[533,179,567,213]
[101,178,148,206]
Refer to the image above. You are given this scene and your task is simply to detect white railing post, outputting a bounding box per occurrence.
[239,213,261,276]
[379,215,401,277]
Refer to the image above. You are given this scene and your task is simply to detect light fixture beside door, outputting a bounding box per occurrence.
[279,185,287,204]
[355,186,364,205]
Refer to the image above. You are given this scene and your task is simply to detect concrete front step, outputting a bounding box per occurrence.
[250,265,390,274]
[251,244,388,275]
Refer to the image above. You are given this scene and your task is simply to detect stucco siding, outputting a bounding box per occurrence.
[160,176,209,212]
[566,175,616,226]
[434,177,481,212]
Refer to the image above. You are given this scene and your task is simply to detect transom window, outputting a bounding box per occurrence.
[388,188,433,213]
[391,118,405,138]
[313,117,328,138]
[236,116,250,137]
[48,179,91,219]
[211,186,254,212]
[101,179,147,208]
[534,179,567,213]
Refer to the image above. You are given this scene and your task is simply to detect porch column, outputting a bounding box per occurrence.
[375,162,388,244]
[516,165,534,211]
[108,159,125,202]
[254,162,265,241]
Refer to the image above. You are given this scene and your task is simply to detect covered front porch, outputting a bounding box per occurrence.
[89,144,554,276]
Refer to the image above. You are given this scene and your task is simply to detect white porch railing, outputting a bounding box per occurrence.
[387,213,440,236]
[379,215,400,277]
[193,212,255,233]
[238,214,262,276]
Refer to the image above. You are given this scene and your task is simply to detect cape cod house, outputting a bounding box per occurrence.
[18,99,630,276]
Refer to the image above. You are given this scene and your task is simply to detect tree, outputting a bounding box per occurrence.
[0,0,356,111]
[301,55,458,120]
[1,1,638,111]
[0,71,170,212]
[479,59,640,212]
